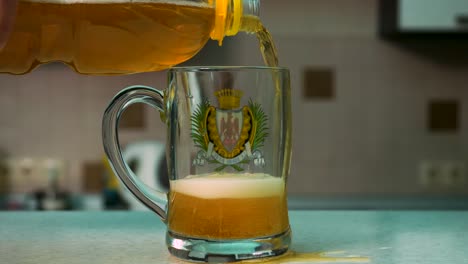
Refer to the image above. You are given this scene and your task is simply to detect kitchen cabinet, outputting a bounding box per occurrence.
[380,0,468,39]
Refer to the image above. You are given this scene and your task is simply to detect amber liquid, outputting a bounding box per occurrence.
[256,24,279,67]
[1,1,278,74]
[241,251,370,263]
[242,16,279,67]
[0,0,214,74]
[167,174,289,240]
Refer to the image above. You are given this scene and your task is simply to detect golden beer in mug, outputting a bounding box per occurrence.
[103,67,291,262]
[168,173,289,240]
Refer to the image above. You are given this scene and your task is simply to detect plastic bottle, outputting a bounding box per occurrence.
[0,0,260,75]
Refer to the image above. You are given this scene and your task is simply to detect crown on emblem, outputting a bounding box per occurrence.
[215,89,243,109]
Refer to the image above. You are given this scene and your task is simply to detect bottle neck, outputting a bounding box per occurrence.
[242,0,260,19]
[210,0,260,45]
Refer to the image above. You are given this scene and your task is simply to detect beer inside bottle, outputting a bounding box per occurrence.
[0,0,216,75]
[0,0,277,75]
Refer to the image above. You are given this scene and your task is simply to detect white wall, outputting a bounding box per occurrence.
[0,0,467,195]
[231,0,468,195]
[0,67,167,192]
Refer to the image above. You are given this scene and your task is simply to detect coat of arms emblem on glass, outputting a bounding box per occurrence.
[192,89,268,171]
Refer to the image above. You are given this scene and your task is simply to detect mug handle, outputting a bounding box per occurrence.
[102,85,167,220]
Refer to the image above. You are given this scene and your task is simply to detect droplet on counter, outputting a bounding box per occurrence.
[379,247,392,250]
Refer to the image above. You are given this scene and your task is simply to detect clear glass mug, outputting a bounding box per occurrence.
[102,66,292,262]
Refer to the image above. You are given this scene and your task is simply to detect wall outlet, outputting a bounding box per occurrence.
[419,161,442,187]
[6,158,38,193]
[5,158,67,193]
[441,162,466,186]
[419,160,467,189]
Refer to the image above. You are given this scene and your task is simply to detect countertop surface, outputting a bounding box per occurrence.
[1,211,467,264]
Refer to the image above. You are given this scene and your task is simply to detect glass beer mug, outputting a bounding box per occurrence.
[0,0,260,75]
[102,66,292,262]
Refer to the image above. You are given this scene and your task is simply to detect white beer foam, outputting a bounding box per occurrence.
[171,173,285,199]
[21,0,211,7]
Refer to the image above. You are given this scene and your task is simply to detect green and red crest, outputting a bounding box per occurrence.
[191,89,268,171]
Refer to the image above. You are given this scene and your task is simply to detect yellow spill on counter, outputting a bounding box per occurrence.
[241,250,370,263]
[169,250,370,263]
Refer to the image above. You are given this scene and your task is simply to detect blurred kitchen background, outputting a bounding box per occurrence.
[1,0,467,211]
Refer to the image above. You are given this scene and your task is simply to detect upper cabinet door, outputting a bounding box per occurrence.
[379,0,468,39]
[399,0,468,31]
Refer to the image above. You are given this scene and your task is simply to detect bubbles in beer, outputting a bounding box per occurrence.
[171,173,284,199]
[168,173,289,240]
